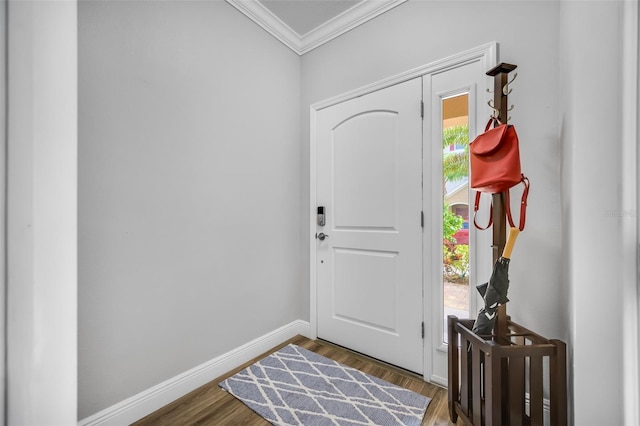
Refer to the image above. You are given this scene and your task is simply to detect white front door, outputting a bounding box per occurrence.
[315,78,424,374]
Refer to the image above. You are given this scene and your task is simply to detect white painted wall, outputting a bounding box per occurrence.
[0,0,8,419]
[0,0,6,421]
[301,0,564,340]
[620,2,640,424]
[560,1,635,424]
[78,1,302,419]
[6,0,78,424]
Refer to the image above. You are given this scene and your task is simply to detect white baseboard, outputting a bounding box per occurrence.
[429,374,448,388]
[78,320,311,426]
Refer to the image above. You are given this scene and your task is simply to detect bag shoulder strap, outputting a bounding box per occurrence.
[473,192,493,230]
[506,175,530,231]
[473,174,529,232]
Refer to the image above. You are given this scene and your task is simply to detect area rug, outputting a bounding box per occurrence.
[219,344,430,425]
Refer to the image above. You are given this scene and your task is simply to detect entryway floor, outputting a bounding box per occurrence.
[133,335,459,425]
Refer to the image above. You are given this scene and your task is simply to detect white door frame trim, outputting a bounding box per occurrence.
[309,42,497,381]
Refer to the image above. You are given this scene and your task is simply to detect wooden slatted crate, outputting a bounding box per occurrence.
[447,315,567,426]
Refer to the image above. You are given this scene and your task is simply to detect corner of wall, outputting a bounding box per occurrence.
[78,320,310,426]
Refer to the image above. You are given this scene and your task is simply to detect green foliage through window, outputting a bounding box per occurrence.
[443,203,464,243]
[442,125,469,184]
[443,243,469,281]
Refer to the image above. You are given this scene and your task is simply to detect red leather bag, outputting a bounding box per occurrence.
[470,117,521,193]
[470,118,529,231]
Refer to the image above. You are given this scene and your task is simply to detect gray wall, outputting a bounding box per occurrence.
[0,1,6,420]
[301,1,564,340]
[78,1,302,418]
[7,1,78,424]
[560,1,629,424]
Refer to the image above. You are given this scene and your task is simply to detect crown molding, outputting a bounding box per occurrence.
[299,0,406,54]
[226,0,302,54]
[226,0,407,55]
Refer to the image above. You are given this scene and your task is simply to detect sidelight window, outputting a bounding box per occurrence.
[441,93,470,343]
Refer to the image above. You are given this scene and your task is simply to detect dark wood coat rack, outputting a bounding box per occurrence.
[486,62,518,340]
[447,63,567,426]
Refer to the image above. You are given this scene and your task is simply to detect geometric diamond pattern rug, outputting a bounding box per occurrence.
[219,344,430,425]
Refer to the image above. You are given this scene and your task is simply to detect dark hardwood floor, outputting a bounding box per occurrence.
[132,335,458,425]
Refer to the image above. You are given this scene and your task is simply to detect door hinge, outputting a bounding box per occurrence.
[420,101,424,118]
[421,211,424,228]
[421,322,425,339]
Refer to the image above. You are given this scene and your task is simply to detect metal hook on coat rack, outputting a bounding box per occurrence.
[487,100,500,118]
[506,104,515,122]
[502,72,518,95]
[486,63,517,124]
[488,100,514,121]
[488,76,517,120]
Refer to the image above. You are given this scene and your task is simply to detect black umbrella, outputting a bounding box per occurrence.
[472,227,520,336]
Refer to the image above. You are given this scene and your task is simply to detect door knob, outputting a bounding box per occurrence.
[316,232,329,241]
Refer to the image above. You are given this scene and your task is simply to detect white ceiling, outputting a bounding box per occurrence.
[259,0,362,36]
[226,0,407,55]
